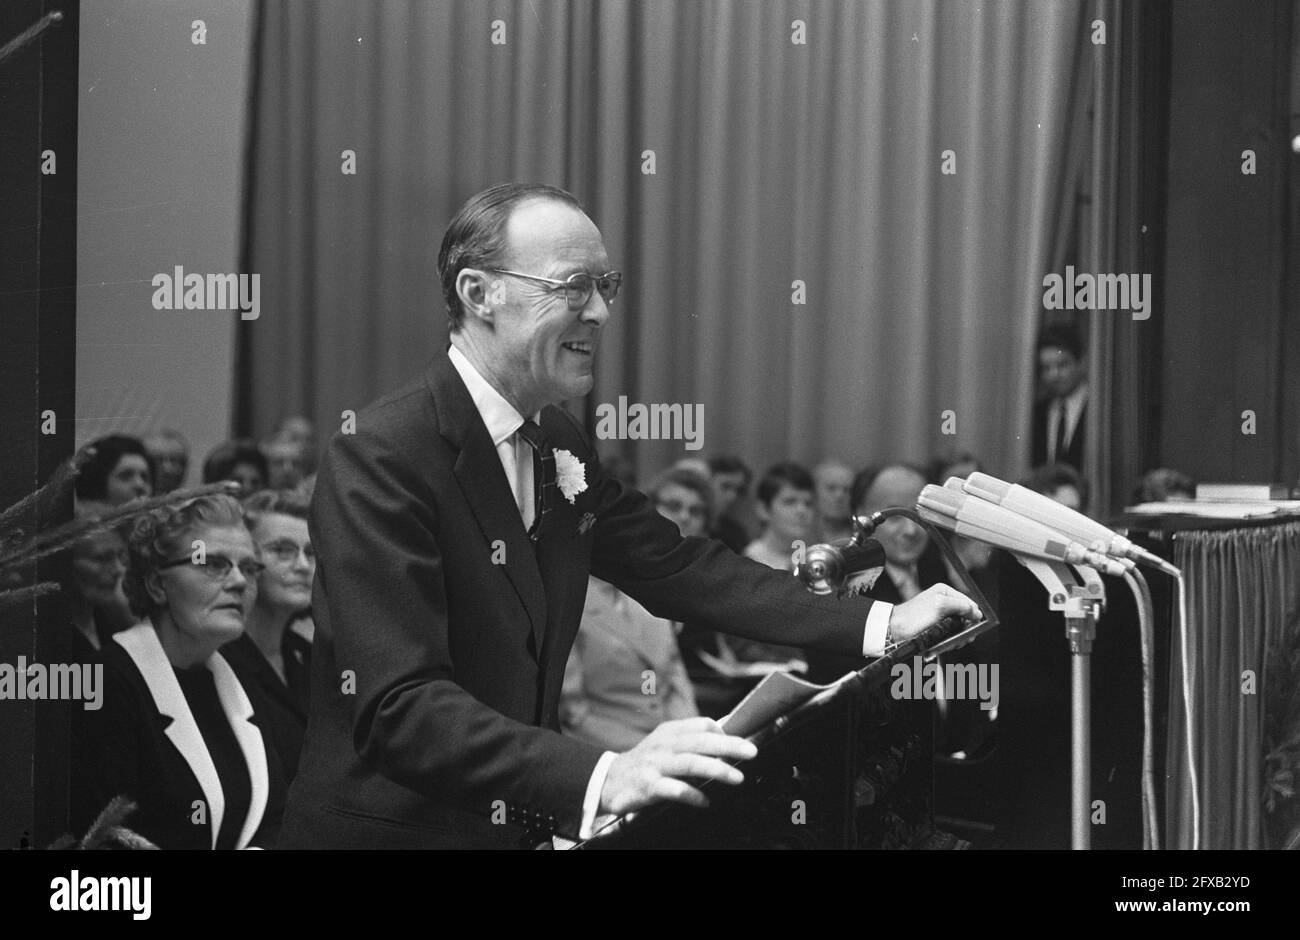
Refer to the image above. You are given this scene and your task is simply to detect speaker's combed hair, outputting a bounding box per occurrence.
[437,182,582,333]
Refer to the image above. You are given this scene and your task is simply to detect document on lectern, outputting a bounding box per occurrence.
[719,669,858,738]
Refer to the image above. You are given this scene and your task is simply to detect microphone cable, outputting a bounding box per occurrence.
[1122,568,1159,850]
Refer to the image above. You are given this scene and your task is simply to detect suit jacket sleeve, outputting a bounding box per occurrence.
[313,421,602,836]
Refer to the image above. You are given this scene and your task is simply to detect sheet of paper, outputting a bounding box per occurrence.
[719,669,856,738]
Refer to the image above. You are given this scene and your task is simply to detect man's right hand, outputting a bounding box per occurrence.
[888,583,982,644]
[599,717,757,817]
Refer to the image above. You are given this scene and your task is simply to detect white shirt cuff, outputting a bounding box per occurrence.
[863,602,894,658]
[579,751,618,839]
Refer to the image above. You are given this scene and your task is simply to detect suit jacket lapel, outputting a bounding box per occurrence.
[427,356,548,651]
[532,408,593,719]
[115,625,272,850]
[209,654,269,850]
[115,624,225,849]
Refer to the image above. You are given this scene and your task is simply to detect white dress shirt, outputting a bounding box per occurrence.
[448,345,541,527]
[448,344,893,840]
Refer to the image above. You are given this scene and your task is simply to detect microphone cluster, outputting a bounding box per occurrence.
[917,472,1179,578]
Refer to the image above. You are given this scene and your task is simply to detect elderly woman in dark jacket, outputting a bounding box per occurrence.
[70,494,285,849]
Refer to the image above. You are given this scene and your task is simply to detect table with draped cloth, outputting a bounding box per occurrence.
[1119,512,1300,850]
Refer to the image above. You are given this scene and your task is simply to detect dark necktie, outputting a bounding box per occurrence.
[1053,400,1069,462]
[516,419,555,541]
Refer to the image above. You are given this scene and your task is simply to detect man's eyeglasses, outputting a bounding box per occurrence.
[260,540,315,565]
[489,269,623,311]
[656,498,707,520]
[158,554,265,581]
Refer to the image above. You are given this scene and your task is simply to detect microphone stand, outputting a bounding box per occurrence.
[1011,556,1105,849]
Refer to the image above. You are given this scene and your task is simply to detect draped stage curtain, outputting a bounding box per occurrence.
[1167,521,1300,849]
[1081,0,1170,518]
[238,0,1088,485]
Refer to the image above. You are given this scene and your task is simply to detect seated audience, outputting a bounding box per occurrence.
[560,467,700,750]
[275,415,318,477]
[744,461,817,570]
[70,494,286,849]
[924,453,1000,759]
[53,502,131,658]
[673,457,712,481]
[733,462,818,669]
[75,434,153,505]
[1024,462,1088,514]
[706,454,754,553]
[813,459,855,541]
[1132,467,1195,504]
[143,429,190,494]
[931,449,982,485]
[203,440,269,495]
[643,467,748,716]
[262,431,307,491]
[825,462,996,760]
[927,451,995,584]
[221,490,315,782]
[651,466,712,540]
[805,463,948,682]
[850,463,948,601]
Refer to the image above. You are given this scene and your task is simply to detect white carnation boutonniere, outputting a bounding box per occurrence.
[553,449,588,504]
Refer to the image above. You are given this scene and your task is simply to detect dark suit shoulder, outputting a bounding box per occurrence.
[313,366,449,529]
[327,368,439,455]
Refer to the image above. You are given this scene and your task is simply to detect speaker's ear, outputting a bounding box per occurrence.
[456,268,497,325]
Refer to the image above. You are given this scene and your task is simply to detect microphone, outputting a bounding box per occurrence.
[796,533,887,595]
[961,472,1179,576]
[918,485,1130,577]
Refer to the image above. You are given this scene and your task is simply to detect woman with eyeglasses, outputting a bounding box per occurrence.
[221,490,315,782]
[70,494,285,849]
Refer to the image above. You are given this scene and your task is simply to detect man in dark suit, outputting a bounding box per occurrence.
[280,183,980,849]
[1030,326,1088,473]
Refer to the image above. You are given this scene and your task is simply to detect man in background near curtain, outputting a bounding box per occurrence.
[1031,326,1088,473]
[280,182,981,849]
